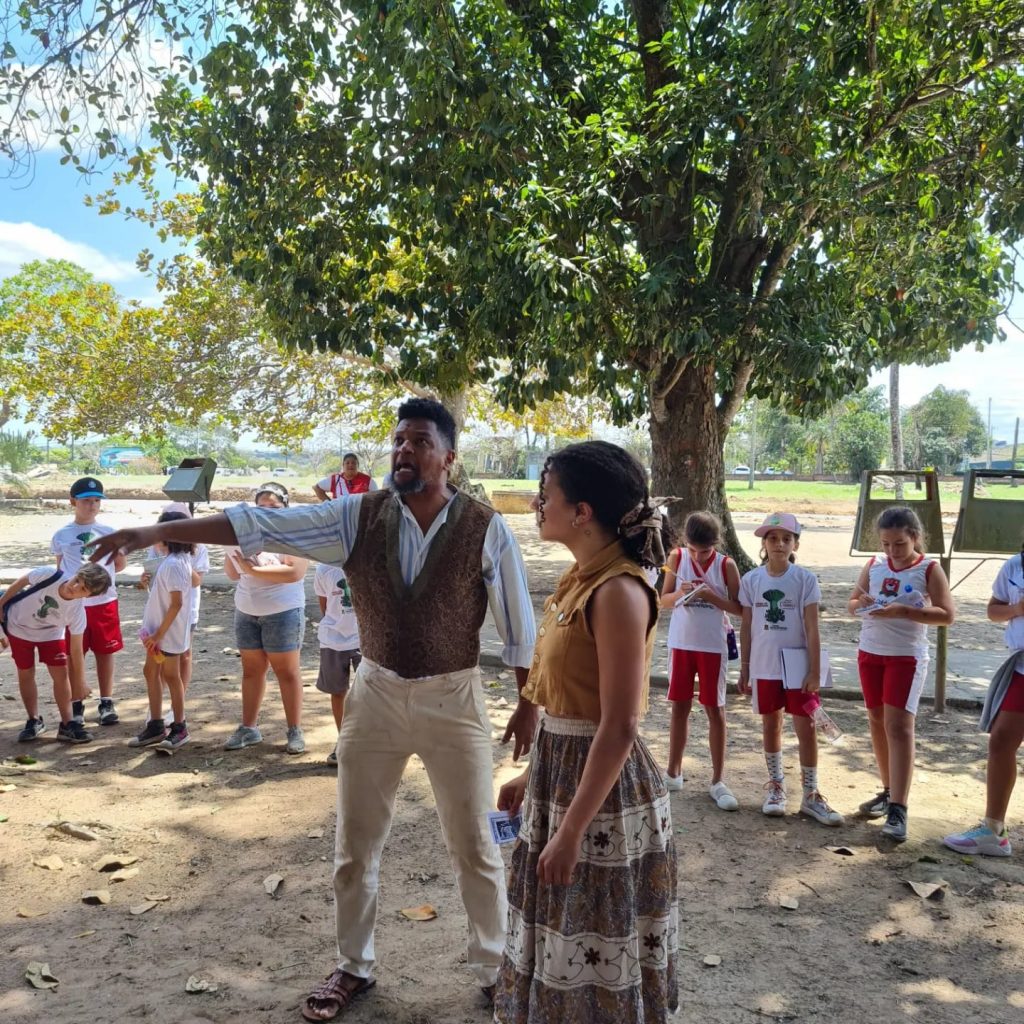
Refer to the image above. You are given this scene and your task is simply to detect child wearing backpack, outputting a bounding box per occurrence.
[0,563,110,743]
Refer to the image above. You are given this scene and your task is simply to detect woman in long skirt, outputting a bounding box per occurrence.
[495,441,678,1023]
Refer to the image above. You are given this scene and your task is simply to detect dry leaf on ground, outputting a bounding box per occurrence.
[25,962,59,990]
[185,975,218,993]
[779,896,800,910]
[703,954,722,967]
[82,890,111,905]
[94,854,139,872]
[400,904,438,921]
[263,873,284,897]
[905,879,948,900]
[33,855,65,871]
[54,821,100,841]
[130,902,158,916]
[110,867,140,883]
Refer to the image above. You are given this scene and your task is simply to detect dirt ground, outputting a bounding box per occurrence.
[1,503,1022,1024]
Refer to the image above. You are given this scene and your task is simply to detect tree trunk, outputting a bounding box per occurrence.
[889,363,904,500]
[436,385,468,449]
[649,363,754,571]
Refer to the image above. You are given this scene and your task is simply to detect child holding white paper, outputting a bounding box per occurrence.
[847,506,955,842]
[739,512,843,826]
[660,511,742,810]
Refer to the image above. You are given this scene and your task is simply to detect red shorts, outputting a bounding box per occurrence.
[668,648,726,707]
[753,678,819,717]
[7,633,68,670]
[998,672,1024,714]
[857,650,927,715]
[68,600,124,656]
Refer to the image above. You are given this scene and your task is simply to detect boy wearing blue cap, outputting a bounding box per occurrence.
[50,477,127,726]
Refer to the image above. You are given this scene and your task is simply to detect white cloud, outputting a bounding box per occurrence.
[0,220,144,287]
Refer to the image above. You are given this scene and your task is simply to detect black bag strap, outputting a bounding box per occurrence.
[1,569,64,634]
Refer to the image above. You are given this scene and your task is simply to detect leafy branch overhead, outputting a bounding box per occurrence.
[3,1,1022,560]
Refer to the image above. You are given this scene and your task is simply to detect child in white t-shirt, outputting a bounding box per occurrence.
[50,476,127,727]
[0,563,109,743]
[129,511,195,752]
[660,511,741,810]
[313,563,361,766]
[944,546,1024,858]
[143,503,209,690]
[847,505,955,843]
[739,512,843,827]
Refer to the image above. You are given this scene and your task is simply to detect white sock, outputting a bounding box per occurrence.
[800,764,818,794]
[984,817,1005,835]
[765,751,784,783]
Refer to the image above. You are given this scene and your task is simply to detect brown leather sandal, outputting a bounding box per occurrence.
[301,969,376,1022]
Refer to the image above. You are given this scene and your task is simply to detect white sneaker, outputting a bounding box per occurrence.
[762,780,787,816]
[800,790,844,826]
[286,726,306,755]
[709,781,739,811]
[942,823,1012,858]
[664,774,684,793]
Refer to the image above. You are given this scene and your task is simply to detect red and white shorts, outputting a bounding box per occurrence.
[997,671,1024,715]
[66,600,124,656]
[668,648,726,707]
[6,633,68,670]
[857,650,928,715]
[752,678,819,717]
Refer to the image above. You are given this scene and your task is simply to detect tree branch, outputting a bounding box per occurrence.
[716,358,753,435]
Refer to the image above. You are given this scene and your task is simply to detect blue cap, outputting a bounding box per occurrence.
[70,477,105,499]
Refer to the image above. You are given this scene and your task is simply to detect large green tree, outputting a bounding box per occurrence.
[903,384,988,472]
[4,2,1023,560]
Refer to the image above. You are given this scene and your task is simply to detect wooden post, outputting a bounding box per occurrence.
[1012,417,1020,487]
[748,398,757,490]
[933,551,951,712]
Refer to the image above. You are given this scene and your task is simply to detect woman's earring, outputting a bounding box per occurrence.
[571,519,580,529]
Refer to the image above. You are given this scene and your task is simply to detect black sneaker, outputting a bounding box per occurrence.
[128,719,167,747]
[18,717,46,742]
[858,789,890,819]
[881,802,909,842]
[72,700,85,725]
[57,720,93,744]
[97,698,119,725]
[158,722,191,751]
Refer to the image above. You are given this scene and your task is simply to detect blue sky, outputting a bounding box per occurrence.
[2,147,1023,444]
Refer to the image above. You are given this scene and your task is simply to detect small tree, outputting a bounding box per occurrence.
[827,388,889,481]
[903,386,988,473]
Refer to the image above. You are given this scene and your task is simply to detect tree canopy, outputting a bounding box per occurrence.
[4,1,1023,559]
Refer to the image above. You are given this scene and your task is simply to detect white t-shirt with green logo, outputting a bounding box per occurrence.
[5,567,87,642]
[51,521,118,607]
[739,564,821,680]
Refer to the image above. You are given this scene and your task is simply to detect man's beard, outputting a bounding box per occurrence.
[393,472,425,495]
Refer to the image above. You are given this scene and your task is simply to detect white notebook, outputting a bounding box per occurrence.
[781,648,833,690]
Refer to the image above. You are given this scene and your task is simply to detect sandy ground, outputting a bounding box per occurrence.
[1,501,1022,1024]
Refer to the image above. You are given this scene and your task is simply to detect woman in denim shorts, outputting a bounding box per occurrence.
[223,483,310,755]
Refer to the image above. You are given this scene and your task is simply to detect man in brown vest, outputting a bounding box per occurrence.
[90,398,537,1021]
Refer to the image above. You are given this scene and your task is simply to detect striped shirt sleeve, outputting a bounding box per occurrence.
[225,496,363,567]
[482,514,536,668]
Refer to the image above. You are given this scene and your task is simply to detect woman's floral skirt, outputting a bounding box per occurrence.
[495,714,679,1023]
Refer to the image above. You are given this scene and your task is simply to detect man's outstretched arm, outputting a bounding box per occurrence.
[88,514,240,563]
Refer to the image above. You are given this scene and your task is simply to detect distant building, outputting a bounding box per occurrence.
[962,443,1020,473]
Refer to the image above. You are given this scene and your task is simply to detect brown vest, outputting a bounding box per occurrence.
[343,488,495,677]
